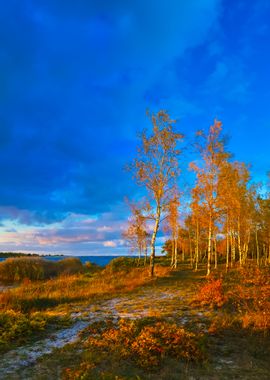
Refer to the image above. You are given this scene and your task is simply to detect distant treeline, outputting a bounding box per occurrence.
[0,252,64,258]
[0,252,39,258]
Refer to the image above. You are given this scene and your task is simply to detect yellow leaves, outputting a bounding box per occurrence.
[129,110,183,200]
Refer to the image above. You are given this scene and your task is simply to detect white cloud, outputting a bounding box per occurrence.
[103,240,117,248]
[97,226,113,232]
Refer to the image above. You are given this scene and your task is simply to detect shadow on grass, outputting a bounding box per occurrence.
[145,264,206,290]
[4,296,91,312]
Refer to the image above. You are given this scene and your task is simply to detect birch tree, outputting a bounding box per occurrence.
[190,120,229,276]
[128,111,183,276]
[122,202,150,264]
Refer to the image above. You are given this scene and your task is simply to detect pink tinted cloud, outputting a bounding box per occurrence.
[103,241,117,248]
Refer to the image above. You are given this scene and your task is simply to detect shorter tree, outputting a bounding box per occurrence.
[122,202,150,264]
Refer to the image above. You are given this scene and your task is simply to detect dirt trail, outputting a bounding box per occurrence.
[0,298,119,377]
[1,273,206,379]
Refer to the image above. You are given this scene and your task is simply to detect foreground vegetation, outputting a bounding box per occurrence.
[0,257,170,354]
[1,256,269,379]
[58,263,270,380]
[63,318,205,380]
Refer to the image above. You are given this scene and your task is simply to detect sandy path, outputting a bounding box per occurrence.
[0,283,204,377]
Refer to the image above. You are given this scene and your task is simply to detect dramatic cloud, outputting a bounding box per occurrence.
[0,0,269,254]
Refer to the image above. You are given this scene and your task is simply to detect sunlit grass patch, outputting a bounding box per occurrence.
[0,267,156,312]
[0,264,172,356]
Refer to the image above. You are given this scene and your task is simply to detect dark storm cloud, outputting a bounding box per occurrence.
[0,0,221,226]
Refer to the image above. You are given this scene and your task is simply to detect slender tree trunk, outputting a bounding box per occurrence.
[171,239,175,267]
[231,231,236,267]
[214,237,217,269]
[174,237,178,268]
[195,218,199,271]
[226,215,229,271]
[207,212,212,276]
[237,217,242,267]
[189,229,193,268]
[256,228,260,267]
[150,204,161,277]
[243,229,250,264]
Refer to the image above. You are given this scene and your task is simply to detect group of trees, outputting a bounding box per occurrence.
[124,110,270,276]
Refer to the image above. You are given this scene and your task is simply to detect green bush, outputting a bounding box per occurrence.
[0,257,84,283]
[106,257,138,273]
[83,261,101,276]
[0,258,46,283]
[0,310,71,352]
[56,258,83,275]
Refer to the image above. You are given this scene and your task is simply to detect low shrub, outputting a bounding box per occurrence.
[0,257,46,283]
[0,310,71,352]
[0,257,84,283]
[224,267,270,331]
[195,278,226,308]
[206,267,270,333]
[63,319,204,379]
[84,261,101,275]
[106,257,138,273]
[56,258,83,275]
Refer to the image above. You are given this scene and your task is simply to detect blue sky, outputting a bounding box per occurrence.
[0,0,269,255]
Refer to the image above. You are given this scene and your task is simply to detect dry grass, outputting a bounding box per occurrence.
[0,265,172,312]
[0,264,172,353]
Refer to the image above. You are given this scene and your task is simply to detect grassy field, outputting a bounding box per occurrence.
[0,258,270,379]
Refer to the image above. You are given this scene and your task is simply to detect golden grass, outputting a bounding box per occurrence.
[0,265,172,312]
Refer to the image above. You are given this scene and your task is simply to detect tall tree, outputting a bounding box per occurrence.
[218,161,253,267]
[258,196,270,266]
[128,111,183,276]
[190,120,229,276]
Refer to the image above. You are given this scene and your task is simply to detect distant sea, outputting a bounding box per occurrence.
[0,255,130,267]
